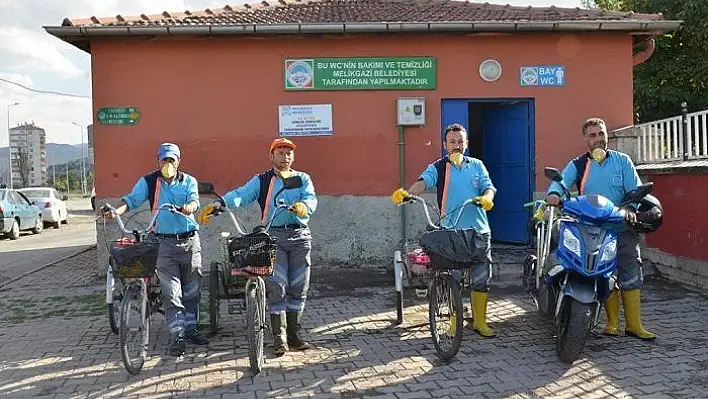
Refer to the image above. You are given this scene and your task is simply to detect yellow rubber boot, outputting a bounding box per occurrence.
[603,291,620,336]
[471,291,496,337]
[621,289,656,340]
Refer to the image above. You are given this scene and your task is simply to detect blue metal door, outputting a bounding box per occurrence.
[440,99,469,157]
[482,102,533,244]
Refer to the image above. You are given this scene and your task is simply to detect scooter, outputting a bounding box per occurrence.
[522,166,654,363]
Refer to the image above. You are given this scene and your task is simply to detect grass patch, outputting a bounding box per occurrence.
[0,292,106,324]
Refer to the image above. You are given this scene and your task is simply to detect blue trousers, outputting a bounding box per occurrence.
[155,234,202,336]
[267,227,312,314]
[616,230,643,290]
[451,232,493,292]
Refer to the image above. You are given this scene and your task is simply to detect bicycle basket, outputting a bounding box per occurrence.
[227,231,277,276]
[109,237,160,278]
[418,229,486,270]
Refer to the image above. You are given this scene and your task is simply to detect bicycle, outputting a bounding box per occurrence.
[101,202,189,375]
[198,176,303,375]
[396,195,486,361]
[105,210,152,335]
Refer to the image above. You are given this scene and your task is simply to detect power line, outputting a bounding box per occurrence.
[0,77,91,99]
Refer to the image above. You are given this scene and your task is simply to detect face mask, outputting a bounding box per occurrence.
[161,163,177,179]
[591,148,607,163]
[279,170,292,179]
[449,152,463,166]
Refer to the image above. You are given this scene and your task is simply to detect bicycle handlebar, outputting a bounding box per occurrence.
[398,195,480,230]
[208,195,292,236]
[101,203,187,235]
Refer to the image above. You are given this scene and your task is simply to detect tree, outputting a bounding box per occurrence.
[582,0,708,121]
[13,148,30,188]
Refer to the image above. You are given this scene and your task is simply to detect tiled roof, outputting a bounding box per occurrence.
[60,0,665,27]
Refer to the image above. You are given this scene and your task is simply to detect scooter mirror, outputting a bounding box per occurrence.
[544,167,563,182]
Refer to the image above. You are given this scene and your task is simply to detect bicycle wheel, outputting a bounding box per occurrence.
[245,278,265,375]
[107,269,122,335]
[428,272,463,361]
[120,285,150,375]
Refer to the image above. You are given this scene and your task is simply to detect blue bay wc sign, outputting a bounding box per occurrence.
[520,66,566,87]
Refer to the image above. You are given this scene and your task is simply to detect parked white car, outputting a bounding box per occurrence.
[17,187,69,229]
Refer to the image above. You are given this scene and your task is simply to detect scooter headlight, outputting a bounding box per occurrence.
[600,238,617,263]
[562,228,581,258]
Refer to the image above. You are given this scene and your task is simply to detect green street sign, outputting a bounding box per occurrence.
[284,57,436,91]
[97,107,141,125]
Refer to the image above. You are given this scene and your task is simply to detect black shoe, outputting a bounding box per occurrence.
[286,312,311,351]
[170,334,186,357]
[270,313,289,356]
[185,329,209,345]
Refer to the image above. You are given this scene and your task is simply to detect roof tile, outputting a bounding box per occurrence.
[60,0,664,28]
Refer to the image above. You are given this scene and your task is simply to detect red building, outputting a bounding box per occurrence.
[45,0,680,260]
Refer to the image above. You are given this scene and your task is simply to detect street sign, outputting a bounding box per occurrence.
[97,107,141,125]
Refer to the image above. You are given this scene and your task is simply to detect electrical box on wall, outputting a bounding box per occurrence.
[397,97,426,126]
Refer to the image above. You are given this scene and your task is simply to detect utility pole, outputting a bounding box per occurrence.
[52,148,56,188]
[71,121,86,195]
[7,102,19,188]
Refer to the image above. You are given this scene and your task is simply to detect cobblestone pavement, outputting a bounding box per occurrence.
[1,246,707,399]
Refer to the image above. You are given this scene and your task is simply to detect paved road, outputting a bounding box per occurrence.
[0,197,96,284]
[1,247,706,399]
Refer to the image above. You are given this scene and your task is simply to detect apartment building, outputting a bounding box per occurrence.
[9,122,48,188]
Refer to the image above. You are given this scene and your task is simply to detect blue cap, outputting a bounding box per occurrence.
[158,143,180,160]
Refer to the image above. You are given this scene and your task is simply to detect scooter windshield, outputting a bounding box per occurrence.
[562,194,625,226]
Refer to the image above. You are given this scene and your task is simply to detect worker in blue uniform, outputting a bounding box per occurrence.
[104,143,208,356]
[392,123,498,337]
[198,138,318,355]
[547,117,655,340]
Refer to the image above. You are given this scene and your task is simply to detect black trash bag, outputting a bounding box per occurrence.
[109,236,161,278]
[418,229,486,269]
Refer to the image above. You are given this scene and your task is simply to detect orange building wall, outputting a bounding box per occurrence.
[90,33,634,198]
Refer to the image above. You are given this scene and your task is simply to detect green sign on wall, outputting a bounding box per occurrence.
[284,57,436,91]
[97,107,141,125]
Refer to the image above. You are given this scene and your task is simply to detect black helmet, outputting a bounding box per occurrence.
[632,193,663,233]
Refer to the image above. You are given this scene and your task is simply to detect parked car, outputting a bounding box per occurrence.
[18,187,69,229]
[0,188,43,239]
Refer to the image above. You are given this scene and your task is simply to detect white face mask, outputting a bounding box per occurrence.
[591,148,607,162]
[449,152,463,166]
[161,163,177,179]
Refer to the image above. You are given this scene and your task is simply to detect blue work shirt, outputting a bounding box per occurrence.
[548,150,641,232]
[420,156,496,233]
[122,172,200,235]
[547,150,641,206]
[223,170,318,227]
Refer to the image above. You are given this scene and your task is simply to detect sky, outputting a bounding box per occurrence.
[0,0,583,146]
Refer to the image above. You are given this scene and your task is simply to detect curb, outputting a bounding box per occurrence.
[0,244,98,291]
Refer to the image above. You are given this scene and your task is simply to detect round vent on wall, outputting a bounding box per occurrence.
[479,59,502,82]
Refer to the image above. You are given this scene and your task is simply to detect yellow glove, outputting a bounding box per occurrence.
[532,204,545,221]
[197,203,215,225]
[391,188,409,204]
[290,202,308,217]
[474,196,494,211]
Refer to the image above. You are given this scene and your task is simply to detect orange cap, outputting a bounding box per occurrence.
[269,137,297,153]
